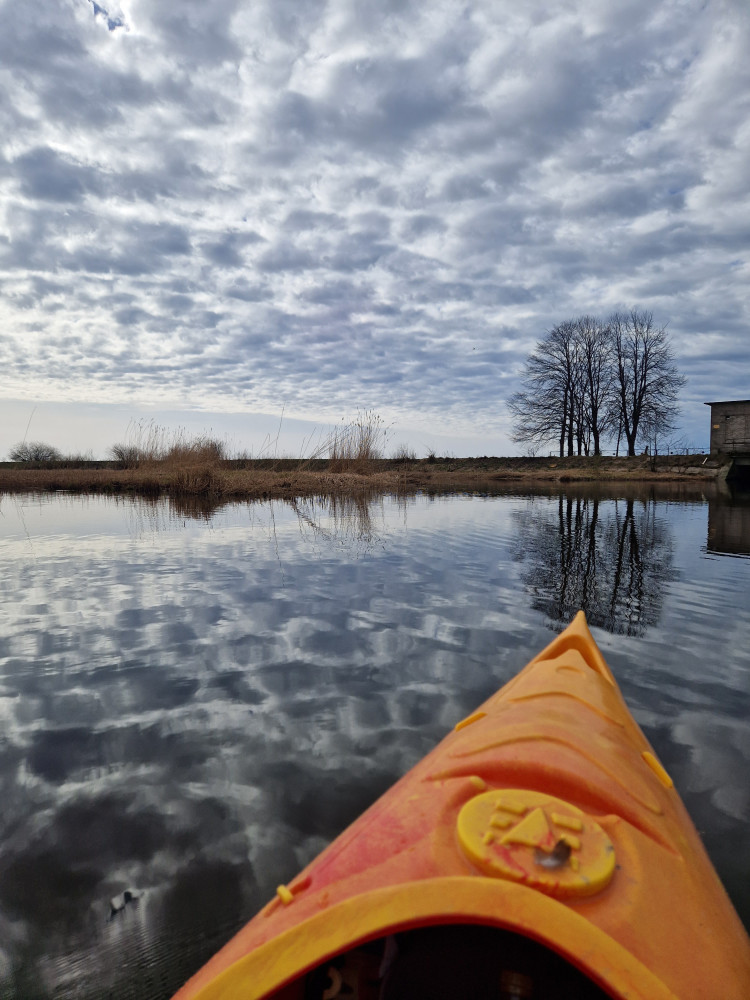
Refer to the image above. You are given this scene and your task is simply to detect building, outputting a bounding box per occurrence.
[705,400,750,455]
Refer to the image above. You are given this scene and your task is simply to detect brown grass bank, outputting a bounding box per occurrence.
[0,453,723,504]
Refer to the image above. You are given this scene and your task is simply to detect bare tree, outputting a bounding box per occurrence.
[609,311,685,456]
[510,318,615,457]
[508,321,582,457]
[576,315,613,456]
[506,386,561,455]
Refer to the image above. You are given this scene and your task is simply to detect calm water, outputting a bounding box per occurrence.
[0,486,748,998]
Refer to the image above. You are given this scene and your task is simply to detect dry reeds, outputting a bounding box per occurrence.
[391,443,418,464]
[313,410,388,474]
[110,420,226,469]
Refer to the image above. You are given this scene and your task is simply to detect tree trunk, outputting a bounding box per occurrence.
[625,428,637,456]
[567,411,574,456]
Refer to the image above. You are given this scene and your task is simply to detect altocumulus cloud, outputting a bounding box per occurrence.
[0,0,749,452]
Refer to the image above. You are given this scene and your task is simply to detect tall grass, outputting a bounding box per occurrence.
[314,410,389,473]
[110,420,226,469]
[391,443,418,464]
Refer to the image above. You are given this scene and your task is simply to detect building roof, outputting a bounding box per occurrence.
[704,400,750,406]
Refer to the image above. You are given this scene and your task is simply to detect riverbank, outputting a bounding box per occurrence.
[0,453,724,501]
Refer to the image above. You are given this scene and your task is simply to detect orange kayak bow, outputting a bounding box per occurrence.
[172,612,750,1000]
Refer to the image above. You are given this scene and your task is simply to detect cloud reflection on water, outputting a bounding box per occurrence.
[0,489,748,997]
[0,492,526,997]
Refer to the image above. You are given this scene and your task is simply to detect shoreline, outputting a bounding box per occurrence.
[0,454,726,503]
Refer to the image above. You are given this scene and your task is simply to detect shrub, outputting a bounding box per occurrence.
[110,443,142,468]
[9,441,63,462]
[392,444,417,463]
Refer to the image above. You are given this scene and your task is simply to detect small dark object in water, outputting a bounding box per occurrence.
[109,889,140,919]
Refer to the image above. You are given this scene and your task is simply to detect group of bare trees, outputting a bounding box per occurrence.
[508,311,686,457]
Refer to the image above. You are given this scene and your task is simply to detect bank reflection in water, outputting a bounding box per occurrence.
[121,491,395,556]
[513,495,676,636]
[707,489,750,557]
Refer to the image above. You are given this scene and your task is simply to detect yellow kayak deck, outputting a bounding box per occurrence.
[172,612,750,1000]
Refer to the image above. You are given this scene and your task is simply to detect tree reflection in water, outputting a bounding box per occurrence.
[512,494,676,636]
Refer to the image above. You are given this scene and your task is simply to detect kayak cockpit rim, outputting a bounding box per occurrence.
[184,876,679,1000]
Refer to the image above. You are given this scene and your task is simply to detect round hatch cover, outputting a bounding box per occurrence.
[457,788,615,899]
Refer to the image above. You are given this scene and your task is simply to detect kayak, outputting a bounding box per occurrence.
[172,612,750,1000]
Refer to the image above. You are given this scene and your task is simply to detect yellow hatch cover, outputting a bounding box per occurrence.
[457,789,615,899]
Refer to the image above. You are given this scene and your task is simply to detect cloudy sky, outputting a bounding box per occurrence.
[1,0,748,458]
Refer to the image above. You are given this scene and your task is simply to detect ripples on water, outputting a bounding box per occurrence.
[0,487,748,997]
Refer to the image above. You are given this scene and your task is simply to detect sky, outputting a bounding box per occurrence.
[1,0,748,459]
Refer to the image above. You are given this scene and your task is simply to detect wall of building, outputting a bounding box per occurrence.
[708,401,750,454]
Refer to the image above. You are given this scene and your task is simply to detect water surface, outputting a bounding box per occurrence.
[0,487,748,997]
